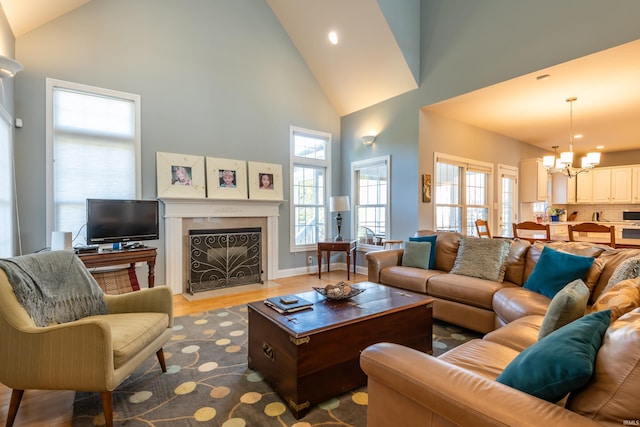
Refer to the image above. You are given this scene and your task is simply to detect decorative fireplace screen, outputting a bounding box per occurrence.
[188,227,262,294]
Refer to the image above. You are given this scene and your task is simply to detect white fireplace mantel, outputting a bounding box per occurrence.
[160,198,282,295]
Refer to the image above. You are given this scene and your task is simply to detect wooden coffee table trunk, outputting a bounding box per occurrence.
[247,282,433,419]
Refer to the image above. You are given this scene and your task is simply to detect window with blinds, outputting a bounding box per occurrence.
[435,153,493,235]
[46,79,141,246]
[0,107,13,256]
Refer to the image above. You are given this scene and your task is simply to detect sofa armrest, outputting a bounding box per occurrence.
[105,286,173,326]
[360,343,601,427]
[366,249,403,283]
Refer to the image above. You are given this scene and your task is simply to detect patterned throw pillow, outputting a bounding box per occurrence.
[604,255,640,293]
[590,277,640,322]
[450,237,510,282]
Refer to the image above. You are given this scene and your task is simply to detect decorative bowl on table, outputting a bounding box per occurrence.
[313,282,365,301]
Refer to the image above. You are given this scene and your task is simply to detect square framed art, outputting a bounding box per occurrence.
[156,152,206,198]
[248,161,283,201]
[206,157,248,199]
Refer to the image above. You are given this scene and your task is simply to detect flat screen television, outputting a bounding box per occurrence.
[86,199,159,244]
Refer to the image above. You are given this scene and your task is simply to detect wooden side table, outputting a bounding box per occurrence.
[77,246,157,288]
[317,240,357,280]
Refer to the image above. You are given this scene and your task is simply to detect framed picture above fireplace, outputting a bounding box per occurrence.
[248,161,283,201]
[156,152,206,198]
[206,157,248,199]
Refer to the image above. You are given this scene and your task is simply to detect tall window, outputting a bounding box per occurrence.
[46,79,141,245]
[0,107,13,256]
[434,153,492,236]
[352,156,390,248]
[290,126,331,251]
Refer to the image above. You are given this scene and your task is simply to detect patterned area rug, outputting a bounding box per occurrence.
[72,305,482,426]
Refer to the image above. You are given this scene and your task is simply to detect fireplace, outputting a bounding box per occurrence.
[160,198,282,295]
[188,227,262,293]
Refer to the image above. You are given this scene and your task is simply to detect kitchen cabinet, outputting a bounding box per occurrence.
[520,158,547,202]
[589,167,632,204]
[551,173,576,204]
[633,167,640,203]
[576,171,592,203]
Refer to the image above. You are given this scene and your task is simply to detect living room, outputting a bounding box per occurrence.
[2,1,640,426]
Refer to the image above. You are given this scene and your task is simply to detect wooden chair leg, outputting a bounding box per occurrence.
[156,348,167,372]
[6,389,24,427]
[101,391,113,427]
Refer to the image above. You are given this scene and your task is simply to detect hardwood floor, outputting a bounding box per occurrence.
[0,271,367,427]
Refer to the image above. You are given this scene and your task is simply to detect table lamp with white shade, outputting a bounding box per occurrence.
[329,196,350,241]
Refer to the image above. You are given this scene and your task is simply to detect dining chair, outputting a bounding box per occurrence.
[568,222,616,248]
[512,221,551,243]
[475,219,491,238]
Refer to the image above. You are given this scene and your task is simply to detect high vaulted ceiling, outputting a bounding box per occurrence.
[1,1,639,154]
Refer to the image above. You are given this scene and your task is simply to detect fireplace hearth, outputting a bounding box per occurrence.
[188,227,262,294]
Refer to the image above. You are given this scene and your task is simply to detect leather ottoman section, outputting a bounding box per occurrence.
[493,287,550,325]
[433,298,496,334]
[427,273,515,310]
[483,315,543,352]
[438,339,520,381]
[379,266,443,294]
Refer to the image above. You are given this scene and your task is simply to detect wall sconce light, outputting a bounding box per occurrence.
[362,135,376,145]
[0,55,23,78]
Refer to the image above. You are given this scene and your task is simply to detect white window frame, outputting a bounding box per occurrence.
[289,126,331,252]
[0,105,14,256]
[351,155,391,251]
[433,152,493,236]
[45,78,141,246]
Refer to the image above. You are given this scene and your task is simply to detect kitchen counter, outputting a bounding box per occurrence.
[525,221,640,246]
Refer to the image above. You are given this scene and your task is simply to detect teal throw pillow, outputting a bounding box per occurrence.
[524,246,594,298]
[538,279,590,340]
[408,235,437,269]
[497,309,611,402]
[401,241,432,270]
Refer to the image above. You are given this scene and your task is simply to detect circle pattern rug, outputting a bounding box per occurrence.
[72,304,481,426]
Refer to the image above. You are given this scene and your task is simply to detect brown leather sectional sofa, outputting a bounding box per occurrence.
[362,230,640,426]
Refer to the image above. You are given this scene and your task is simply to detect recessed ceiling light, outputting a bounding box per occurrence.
[596,145,604,149]
[574,134,583,139]
[328,31,338,45]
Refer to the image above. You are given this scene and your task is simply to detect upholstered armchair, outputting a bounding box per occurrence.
[0,260,173,427]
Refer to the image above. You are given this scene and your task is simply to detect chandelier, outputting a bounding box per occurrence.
[542,97,600,178]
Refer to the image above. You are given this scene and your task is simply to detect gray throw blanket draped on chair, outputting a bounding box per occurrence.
[0,250,108,327]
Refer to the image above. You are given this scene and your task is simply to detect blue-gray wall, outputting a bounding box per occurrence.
[12,0,340,284]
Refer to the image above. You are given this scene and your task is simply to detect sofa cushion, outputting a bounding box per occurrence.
[538,279,590,339]
[523,242,606,284]
[428,273,514,311]
[523,246,594,299]
[591,248,640,304]
[496,310,611,402]
[566,308,640,424]
[408,234,437,269]
[503,239,531,286]
[589,277,640,322]
[583,257,605,294]
[438,339,520,380]
[483,315,543,352]
[493,287,550,325]
[450,237,510,282]
[401,241,432,270]
[379,266,443,294]
[413,230,461,272]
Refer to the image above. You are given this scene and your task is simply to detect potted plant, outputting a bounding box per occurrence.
[547,206,566,222]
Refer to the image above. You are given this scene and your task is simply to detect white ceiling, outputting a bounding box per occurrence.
[1,1,638,154]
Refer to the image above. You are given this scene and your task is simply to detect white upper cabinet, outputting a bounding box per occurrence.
[611,167,632,203]
[576,170,593,203]
[520,158,547,202]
